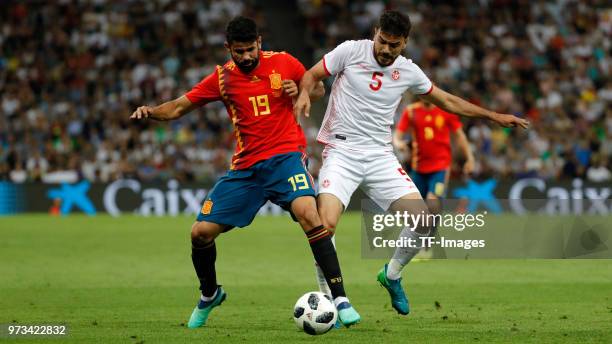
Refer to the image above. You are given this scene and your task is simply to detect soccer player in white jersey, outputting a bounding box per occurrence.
[295,11,529,316]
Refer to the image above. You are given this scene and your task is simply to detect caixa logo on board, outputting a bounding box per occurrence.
[509,178,611,215]
[102,179,284,217]
[103,179,206,216]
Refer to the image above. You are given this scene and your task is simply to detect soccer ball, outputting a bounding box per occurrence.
[293,291,337,335]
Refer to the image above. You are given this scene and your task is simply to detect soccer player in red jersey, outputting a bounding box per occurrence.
[131,17,360,328]
[393,101,475,213]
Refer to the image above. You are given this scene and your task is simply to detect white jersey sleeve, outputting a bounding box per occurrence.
[323,40,356,76]
[407,63,433,95]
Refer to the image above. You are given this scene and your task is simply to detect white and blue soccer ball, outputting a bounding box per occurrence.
[293,291,337,335]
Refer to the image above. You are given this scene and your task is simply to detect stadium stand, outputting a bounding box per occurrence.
[1,0,610,184]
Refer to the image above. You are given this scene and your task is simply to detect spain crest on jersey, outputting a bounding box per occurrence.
[201,200,213,215]
[269,71,282,90]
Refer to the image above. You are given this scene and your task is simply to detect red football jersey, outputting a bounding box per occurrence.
[185,51,307,170]
[396,102,462,173]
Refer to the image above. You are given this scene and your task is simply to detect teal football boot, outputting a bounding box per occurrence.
[336,302,361,327]
[187,286,227,328]
[377,264,409,315]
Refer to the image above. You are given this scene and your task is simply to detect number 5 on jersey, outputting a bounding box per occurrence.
[370,72,383,91]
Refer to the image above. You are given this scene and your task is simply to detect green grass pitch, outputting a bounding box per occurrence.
[1,213,611,343]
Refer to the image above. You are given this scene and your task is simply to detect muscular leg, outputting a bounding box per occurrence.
[291,195,347,301]
[187,220,230,328]
[292,194,360,326]
[314,193,344,297]
[386,192,431,279]
[375,192,431,315]
[425,192,442,242]
[190,221,228,298]
[318,193,344,235]
[424,169,449,239]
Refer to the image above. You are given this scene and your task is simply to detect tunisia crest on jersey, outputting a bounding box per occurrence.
[392,69,400,80]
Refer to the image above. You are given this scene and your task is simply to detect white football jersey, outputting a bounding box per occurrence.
[317,39,433,152]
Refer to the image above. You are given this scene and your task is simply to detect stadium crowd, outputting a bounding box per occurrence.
[1,0,610,184]
[299,0,611,182]
[1,0,264,184]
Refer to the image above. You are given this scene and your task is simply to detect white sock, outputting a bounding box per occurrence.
[333,296,349,307]
[200,289,217,302]
[386,259,405,280]
[315,262,332,296]
[386,227,428,280]
[314,235,336,298]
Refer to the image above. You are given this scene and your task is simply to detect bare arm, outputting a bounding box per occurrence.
[130,95,197,121]
[310,81,326,101]
[393,128,411,165]
[294,60,329,117]
[420,87,529,129]
[392,128,407,152]
[282,79,325,101]
[452,128,475,175]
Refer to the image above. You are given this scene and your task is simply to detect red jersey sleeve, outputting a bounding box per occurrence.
[445,112,462,132]
[284,53,306,82]
[184,68,222,106]
[396,108,412,132]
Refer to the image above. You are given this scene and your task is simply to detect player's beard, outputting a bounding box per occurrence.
[375,52,395,67]
[235,57,259,74]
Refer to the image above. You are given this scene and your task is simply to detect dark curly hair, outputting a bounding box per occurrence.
[226,16,259,44]
[379,11,411,38]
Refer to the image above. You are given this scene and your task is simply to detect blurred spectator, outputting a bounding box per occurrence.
[586,155,611,182]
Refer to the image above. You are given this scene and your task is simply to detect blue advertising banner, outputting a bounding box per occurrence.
[0,178,610,216]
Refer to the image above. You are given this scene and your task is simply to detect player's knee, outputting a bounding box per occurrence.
[191,222,217,244]
[293,205,320,229]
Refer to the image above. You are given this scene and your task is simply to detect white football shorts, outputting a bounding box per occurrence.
[318,145,420,210]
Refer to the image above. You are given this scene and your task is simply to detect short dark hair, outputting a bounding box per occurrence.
[226,16,258,44]
[378,10,411,38]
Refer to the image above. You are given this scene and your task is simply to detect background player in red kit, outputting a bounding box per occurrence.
[131,16,361,329]
[393,101,474,214]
